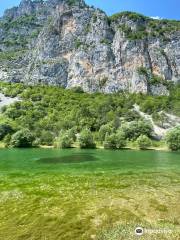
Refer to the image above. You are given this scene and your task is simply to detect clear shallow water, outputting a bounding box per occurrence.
[0,149,180,240]
[0,148,179,174]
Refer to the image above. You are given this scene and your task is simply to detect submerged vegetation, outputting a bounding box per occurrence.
[0,82,179,151]
[0,148,179,240]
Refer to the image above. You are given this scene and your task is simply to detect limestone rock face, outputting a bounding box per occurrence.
[0,0,180,95]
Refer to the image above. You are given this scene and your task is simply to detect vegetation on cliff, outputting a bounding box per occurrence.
[109,11,180,40]
[1,2,179,94]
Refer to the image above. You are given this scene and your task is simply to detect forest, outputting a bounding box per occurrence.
[0,82,179,151]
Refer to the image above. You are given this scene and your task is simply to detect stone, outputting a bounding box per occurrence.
[0,0,180,95]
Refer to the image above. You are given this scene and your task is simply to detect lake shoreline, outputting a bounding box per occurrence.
[24,144,170,152]
[0,141,173,152]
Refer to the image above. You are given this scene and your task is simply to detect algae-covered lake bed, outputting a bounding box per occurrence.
[0,149,179,240]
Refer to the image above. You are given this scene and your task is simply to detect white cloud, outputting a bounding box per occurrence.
[150,16,163,20]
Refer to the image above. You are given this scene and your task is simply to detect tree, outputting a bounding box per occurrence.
[116,130,126,148]
[0,123,13,140]
[39,130,54,145]
[103,131,126,149]
[166,126,180,151]
[56,134,72,148]
[79,129,96,148]
[103,133,117,149]
[121,120,153,140]
[152,112,168,128]
[3,134,12,147]
[67,127,77,142]
[54,129,74,148]
[98,124,113,142]
[10,129,35,148]
[5,106,22,119]
[124,110,141,122]
[136,135,152,150]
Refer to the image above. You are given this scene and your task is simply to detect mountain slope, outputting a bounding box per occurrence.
[0,0,180,94]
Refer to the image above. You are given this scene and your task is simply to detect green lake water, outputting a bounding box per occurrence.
[0,149,179,240]
[0,148,179,174]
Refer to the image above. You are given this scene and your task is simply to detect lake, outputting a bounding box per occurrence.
[0,149,179,240]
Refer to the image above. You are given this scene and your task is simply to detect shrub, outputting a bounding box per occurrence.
[150,74,164,85]
[137,66,149,77]
[10,129,35,148]
[56,133,72,149]
[98,124,113,142]
[103,133,117,149]
[103,131,126,149]
[79,129,96,148]
[39,130,54,145]
[3,134,12,147]
[136,135,152,149]
[123,110,141,122]
[116,130,127,148]
[0,123,13,140]
[166,126,180,151]
[98,77,108,89]
[152,112,168,128]
[100,39,111,45]
[71,86,84,93]
[121,120,153,140]
[67,0,78,6]
[0,50,26,62]
[67,127,77,142]
[92,14,97,23]
[75,40,82,49]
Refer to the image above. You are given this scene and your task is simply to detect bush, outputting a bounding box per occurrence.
[10,129,35,148]
[67,0,78,6]
[166,126,180,151]
[103,131,126,149]
[123,110,141,122]
[39,130,54,145]
[152,112,168,128]
[0,123,13,140]
[116,130,127,148]
[3,134,12,147]
[137,66,149,77]
[75,40,82,49]
[121,120,153,140]
[103,133,117,149]
[56,133,72,149]
[71,86,84,93]
[136,135,152,149]
[67,127,77,142]
[79,129,96,148]
[98,124,113,142]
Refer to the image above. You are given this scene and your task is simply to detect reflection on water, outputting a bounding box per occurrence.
[37,153,98,164]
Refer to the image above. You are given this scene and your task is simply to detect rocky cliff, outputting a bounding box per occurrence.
[0,0,180,94]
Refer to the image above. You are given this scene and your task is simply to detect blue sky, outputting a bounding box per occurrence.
[0,0,180,20]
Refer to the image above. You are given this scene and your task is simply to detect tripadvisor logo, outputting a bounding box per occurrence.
[135,227,144,236]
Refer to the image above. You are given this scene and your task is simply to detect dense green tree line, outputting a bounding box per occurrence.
[0,82,179,150]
